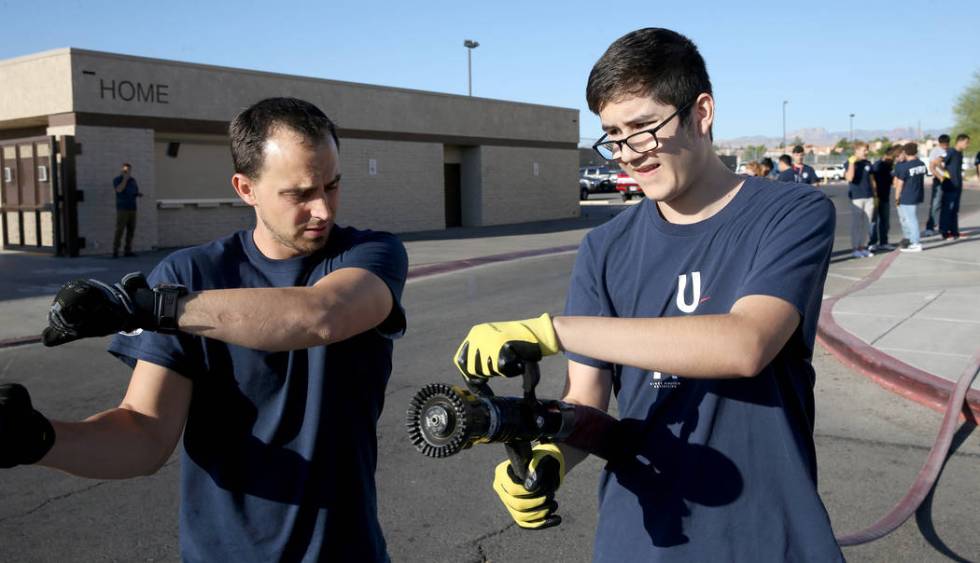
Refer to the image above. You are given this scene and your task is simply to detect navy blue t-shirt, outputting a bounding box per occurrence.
[871,159,894,198]
[894,159,927,205]
[114,175,139,210]
[776,168,795,182]
[845,159,874,198]
[564,177,841,562]
[944,148,964,188]
[108,226,408,563]
[794,164,819,184]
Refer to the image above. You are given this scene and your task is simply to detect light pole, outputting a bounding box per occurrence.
[782,100,788,148]
[463,39,479,96]
[849,113,855,142]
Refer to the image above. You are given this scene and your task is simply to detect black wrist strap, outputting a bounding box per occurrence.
[154,284,187,334]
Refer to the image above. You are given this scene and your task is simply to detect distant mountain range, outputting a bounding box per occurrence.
[718,127,951,148]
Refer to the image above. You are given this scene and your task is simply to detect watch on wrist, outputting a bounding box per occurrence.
[154,284,187,333]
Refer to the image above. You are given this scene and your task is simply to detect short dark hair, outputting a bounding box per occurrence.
[778,154,792,165]
[229,97,339,178]
[956,133,970,142]
[761,157,774,169]
[122,163,132,168]
[792,145,805,154]
[586,28,711,129]
[938,134,950,144]
[903,142,918,156]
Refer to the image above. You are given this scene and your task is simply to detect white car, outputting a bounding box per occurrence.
[816,164,845,181]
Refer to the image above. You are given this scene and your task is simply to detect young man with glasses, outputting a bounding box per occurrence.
[454,28,841,562]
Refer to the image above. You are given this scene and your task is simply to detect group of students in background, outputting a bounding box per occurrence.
[742,144,820,186]
[742,135,975,259]
[845,133,971,258]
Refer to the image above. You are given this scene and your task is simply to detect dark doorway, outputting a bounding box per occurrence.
[444,163,462,228]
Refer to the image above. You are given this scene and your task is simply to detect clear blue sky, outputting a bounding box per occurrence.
[2,0,977,144]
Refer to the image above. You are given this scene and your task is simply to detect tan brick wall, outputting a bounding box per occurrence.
[157,204,254,248]
[72,125,156,255]
[336,139,444,233]
[155,138,234,199]
[478,146,580,225]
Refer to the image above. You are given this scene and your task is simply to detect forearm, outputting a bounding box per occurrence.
[177,287,339,351]
[554,314,767,378]
[40,409,175,479]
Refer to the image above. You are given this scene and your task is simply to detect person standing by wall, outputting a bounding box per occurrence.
[112,163,140,258]
[845,141,876,257]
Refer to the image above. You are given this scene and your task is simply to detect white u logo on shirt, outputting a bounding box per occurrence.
[676,271,701,314]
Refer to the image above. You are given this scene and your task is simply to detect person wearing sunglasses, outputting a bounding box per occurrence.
[454,28,841,562]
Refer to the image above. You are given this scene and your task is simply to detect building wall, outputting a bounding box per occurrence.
[157,204,252,248]
[154,137,234,199]
[478,146,579,225]
[0,51,73,123]
[72,125,156,254]
[65,50,578,145]
[337,139,444,232]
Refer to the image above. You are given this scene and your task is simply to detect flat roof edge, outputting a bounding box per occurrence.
[57,48,577,114]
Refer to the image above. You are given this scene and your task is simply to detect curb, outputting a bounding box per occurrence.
[0,244,581,350]
[816,251,980,420]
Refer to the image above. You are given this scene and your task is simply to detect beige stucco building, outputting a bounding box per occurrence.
[0,48,579,255]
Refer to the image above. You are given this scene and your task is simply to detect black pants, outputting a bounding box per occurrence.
[939,186,961,236]
[113,209,137,253]
[869,192,890,245]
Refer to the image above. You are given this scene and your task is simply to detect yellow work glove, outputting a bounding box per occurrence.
[454,313,559,379]
[847,155,857,164]
[493,443,565,529]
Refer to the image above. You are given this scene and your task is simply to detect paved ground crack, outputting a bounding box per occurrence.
[816,431,980,459]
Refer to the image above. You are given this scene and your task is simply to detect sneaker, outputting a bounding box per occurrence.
[922,229,936,237]
[898,238,909,248]
[868,244,878,252]
[877,243,895,251]
[900,244,922,252]
[851,250,865,259]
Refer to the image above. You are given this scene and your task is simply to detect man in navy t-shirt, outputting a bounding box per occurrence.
[938,134,970,239]
[893,142,927,252]
[792,144,819,185]
[454,28,842,562]
[844,142,877,258]
[776,153,795,182]
[869,145,900,251]
[1,98,407,562]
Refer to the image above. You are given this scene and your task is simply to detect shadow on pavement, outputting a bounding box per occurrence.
[913,415,978,563]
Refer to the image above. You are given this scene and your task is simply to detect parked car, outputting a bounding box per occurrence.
[816,164,845,181]
[612,171,643,200]
[579,166,619,200]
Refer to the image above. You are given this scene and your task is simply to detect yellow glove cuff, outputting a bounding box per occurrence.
[523,313,560,357]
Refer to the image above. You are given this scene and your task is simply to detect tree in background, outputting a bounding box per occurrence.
[869,136,891,158]
[953,70,980,173]
[791,136,804,147]
[741,144,766,162]
[833,137,851,154]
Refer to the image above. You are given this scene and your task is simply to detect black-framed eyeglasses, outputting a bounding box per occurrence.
[592,100,694,161]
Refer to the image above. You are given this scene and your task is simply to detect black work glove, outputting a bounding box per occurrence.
[0,383,55,468]
[42,272,158,347]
